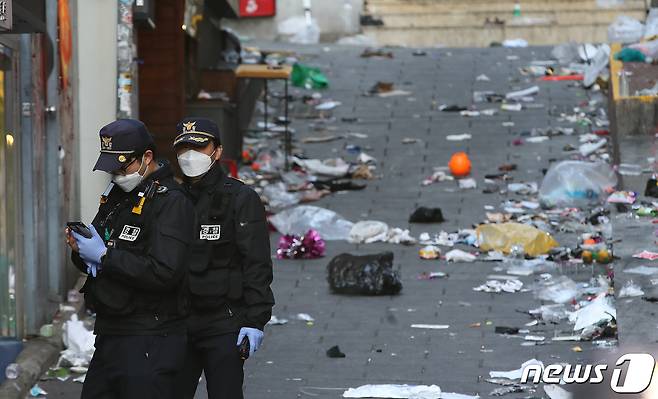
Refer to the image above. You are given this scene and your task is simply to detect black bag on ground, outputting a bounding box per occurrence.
[645,177,658,198]
[409,207,444,223]
[327,252,402,295]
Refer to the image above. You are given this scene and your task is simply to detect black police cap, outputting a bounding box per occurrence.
[93,119,154,173]
[173,117,221,148]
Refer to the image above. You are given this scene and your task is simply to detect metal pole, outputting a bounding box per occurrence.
[45,0,62,303]
[284,78,289,171]
[19,34,36,336]
[263,79,268,132]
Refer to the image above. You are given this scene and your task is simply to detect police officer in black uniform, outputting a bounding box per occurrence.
[66,119,195,399]
[173,118,275,399]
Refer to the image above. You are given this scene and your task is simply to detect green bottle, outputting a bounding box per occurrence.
[513,0,521,17]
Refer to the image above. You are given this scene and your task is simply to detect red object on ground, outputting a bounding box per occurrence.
[239,0,276,17]
[594,130,610,136]
[540,75,584,81]
[448,152,472,177]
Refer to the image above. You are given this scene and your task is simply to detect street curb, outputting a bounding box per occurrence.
[0,276,86,398]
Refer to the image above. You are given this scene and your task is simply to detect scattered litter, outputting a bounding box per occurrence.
[544,385,573,399]
[446,134,472,141]
[445,249,477,263]
[349,221,415,245]
[619,281,644,298]
[326,345,346,358]
[476,74,491,81]
[268,315,289,325]
[409,207,444,223]
[343,384,442,399]
[410,324,450,330]
[60,314,95,368]
[633,251,658,261]
[539,161,617,208]
[270,206,354,240]
[535,276,579,304]
[573,294,616,331]
[607,191,637,204]
[459,178,478,190]
[474,279,523,293]
[505,86,539,100]
[327,252,402,295]
[419,246,441,260]
[489,359,544,380]
[296,313,315,322]
[476,223,559,257]
[29,385,47,397]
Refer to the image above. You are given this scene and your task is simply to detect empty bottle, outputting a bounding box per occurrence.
[513,0,521,17]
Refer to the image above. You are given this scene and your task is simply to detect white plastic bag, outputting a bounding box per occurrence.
[607,15,644,44]
[583,44,611,87]
[646,9,658,39]
[278,16,320,44]
[269,205,353,240]
[539,161,617,208]
[262,182,301,210]
[60,314,95,367]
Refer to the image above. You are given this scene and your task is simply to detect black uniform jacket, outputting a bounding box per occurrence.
[72,161,195,335]
[184,164,274,337]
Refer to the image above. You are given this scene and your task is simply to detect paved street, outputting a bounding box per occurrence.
[41,44,620,398]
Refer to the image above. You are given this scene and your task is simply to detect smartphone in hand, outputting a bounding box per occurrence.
[239,337,250,360]
[66,222,93,239]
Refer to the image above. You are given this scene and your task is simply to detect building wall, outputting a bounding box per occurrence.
[221,0,363,42]
[73,0,116,224]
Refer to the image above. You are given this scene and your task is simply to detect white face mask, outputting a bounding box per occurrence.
[177,149,216,178]
[113,155,147,192]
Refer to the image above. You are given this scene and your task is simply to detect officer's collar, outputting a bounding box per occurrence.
[189,163,224,190]
[135,159,173,192]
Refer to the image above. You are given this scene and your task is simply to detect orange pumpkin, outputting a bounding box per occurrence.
[449,152,472,177]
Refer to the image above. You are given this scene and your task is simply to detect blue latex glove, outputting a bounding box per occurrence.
[237,327,264,358]
[72,225,107,266]
[85,261,101,278]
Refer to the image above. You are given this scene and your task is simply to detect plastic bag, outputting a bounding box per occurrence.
[539,161,617,208]
[263,182,301,210]
[327,252,402,295]
[607,15,644,44]
[291,63,329,89]
[646,8,658,39]
[476,223,559,257]
[583,44,610,87]
[597,0,625,7]
[269,205,354,240]
[629,38,658,59]
[278,16,320,44]
[534,275,579,304]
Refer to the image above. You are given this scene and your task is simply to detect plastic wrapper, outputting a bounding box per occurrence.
[60,314,95,368]
[277,229,325,259]
[270,205,354,240]
[327,252,402,295]
[607,15,644,44]
[534,275,579,304]
[291,63,328,89]
[263,182,301,209]
[552,42,580,65]
[539,161,617,208]
[618,280,644,297]
[476,223,559,257]
[583,44,610,88]
[646,8,658,39]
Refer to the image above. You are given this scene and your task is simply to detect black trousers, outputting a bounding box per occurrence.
[177,332,245,399]
[81,334,187,399]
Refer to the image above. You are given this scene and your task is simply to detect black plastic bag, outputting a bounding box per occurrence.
[409,207,444,223]
[327,252,402,295]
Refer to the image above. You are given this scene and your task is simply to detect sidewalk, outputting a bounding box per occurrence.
[41,44,619,398]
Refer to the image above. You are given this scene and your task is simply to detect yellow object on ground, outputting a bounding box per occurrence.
[476,223,559,257]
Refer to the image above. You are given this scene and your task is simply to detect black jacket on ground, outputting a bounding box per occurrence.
[72,161,195,335]
[183,164,274,337]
